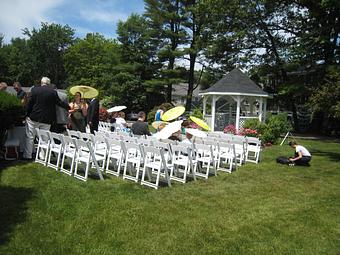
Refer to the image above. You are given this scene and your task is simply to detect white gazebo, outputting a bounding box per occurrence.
[199,68,270,131]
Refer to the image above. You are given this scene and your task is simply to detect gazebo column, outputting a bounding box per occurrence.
[211,95,216,131]
[203,96,207,117]
[263,98,267,122]
[258,97,263,122]
[235,96,241,131]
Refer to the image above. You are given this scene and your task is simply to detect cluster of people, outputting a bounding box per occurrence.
[6,77,100,160]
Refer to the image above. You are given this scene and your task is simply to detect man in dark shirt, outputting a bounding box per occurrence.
[131,111,151,136]
[87,97,99,134]
[23,77,70,159]
[13,81,26,101]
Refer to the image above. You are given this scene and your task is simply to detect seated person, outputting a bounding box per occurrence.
[131,111,151,136]
[116,111,129,132]
[288,141,312,166]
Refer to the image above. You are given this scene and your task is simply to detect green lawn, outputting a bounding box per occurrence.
[1,139,340,255]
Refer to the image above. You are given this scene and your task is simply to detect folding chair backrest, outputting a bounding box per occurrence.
[143,146,166,164]
[247,136,261,145]
[207,132,221,138]
[79,133,95,144]
[193,137,204,144]
[138,137,153,147]
[48,131,63,146]
[161,139,178,145]
[36,128,50,143]
[121,135,137,143]
[219,133,234,143]
[195,143,214,157]
[67,129,80,139]
[123,141,144,158]
[171,144,192,157]
[61,135,77,150]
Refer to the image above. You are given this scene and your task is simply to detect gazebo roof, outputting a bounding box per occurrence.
[199,68,269,97]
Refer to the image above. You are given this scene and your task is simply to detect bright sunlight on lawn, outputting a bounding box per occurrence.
[1,139,340,255]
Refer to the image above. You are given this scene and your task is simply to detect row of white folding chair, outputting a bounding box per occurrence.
[35,129,104,181]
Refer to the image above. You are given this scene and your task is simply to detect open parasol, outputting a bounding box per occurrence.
[107,105,127,113]
[152,121,167,130]
[190,116,211,131]
[70,85,98,99]
[185,128,207,138]
[153,120,183,140]
[161,106,185,122]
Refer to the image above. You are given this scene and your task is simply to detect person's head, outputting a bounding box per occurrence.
[118,111,125,118]
[185,131,193,140]
[138,111,146,121]
[0,82,8,91]
[13,81,21,92]
[288,141,297,148]
[182,120,191,128]
[41,77,51,86]
[74,92,82,102]
[158,122,166,131]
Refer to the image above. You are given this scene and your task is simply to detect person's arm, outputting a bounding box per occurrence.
[82,103,88,117]
[26,91,35,116]
[55,92,70,110]
[290,151,302,162]
[69,102,76,113]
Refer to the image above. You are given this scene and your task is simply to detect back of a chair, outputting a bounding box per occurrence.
[75,139,92,157]
[246,136,261,146]
[161,139,178,145]
[193,137,204,144]
[67,129,80,139]
[48,131,62,147]
[219,133,233,143]
[195,143,214,158]
[219,141,235,155]
[138,137,153,147]
[93,135,108,155]
[143,146,166,166]
[207,132,221,138]
[123,141,144,159]
[36,128,50,145]
[120,135,137,143]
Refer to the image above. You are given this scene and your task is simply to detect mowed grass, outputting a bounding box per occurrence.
[0,139,340,255]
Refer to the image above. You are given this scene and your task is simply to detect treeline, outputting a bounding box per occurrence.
[0,0,339,133]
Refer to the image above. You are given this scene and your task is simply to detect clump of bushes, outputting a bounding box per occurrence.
[0,91,25,130]
[242,113,292,144]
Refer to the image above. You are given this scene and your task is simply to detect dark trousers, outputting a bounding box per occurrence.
[295,153,312,165]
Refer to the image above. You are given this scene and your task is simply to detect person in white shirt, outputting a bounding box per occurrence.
[288,141,312,165]
[116,111,128,131]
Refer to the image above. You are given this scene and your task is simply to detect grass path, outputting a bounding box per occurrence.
[1,139,340,254]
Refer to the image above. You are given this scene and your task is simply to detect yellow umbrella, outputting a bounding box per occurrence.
[70,85,98,99]
[190,116,211,131]
[152,121,167,129]
[161,106,185,121]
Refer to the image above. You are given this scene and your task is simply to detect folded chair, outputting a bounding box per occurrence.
[60,135,77,176]
[47,132,64,171]
[73,139,104,181]
[35,129,50,166]
[122,142,144,182]
[217,141,236,173]
[169,144,196,183]
[105,138,125,176]
[141,146,171,189]
[194,143,217,179]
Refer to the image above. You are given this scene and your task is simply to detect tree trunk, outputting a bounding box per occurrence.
[185,53,196,112]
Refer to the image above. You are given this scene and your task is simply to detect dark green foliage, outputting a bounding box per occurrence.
[243,114,292,144]
[0,91,24,130]
[188,107,203,119]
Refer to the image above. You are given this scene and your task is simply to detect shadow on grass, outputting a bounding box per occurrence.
[0,159,34,245]
[310,149,340,162]
[0,186,34,245]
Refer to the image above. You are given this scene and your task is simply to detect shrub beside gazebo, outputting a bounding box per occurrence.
[199,68,270,132]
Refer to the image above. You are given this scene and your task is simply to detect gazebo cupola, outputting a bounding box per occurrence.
[199,68,270,131]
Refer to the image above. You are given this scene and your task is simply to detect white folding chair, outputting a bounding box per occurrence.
[73,139,104,182]
[217,141,236,173]
[194,143,216,179]
[246,137,261,164]
[122,142,144,182]
[93,135,109,171]
[232,136,247,165]
[152,140,172,163]
[35,129,50,166]
[204,139,220,169]
[169,144,196,183]
[47,132,64,171]
[141,146,171,189]
[67,129,80,139]
[105,138,125,176]
[120,135,137,143]
[60,135,77,176]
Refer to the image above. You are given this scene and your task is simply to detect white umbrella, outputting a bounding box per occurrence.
[185,128,207,138]
[154,120,183,140]
[107,105,127,113]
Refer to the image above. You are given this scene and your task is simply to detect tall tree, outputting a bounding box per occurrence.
[144,0,187,102]
[23,22,75,87]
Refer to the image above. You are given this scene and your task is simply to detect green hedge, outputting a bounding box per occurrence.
[0,91,25,130]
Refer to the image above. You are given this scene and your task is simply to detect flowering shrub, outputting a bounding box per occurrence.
[223,124,237,134]
[239,128,258,137]
[99,108,109,121]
